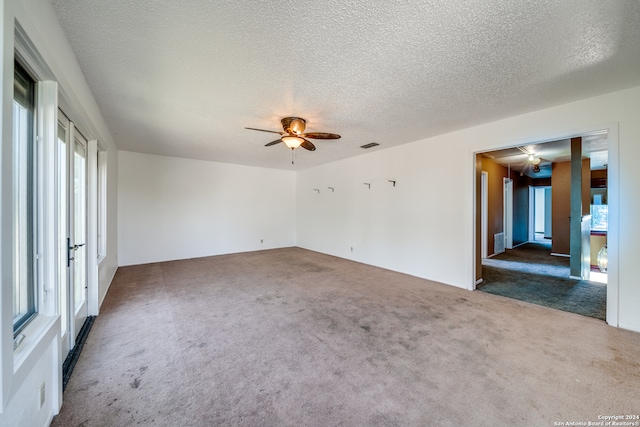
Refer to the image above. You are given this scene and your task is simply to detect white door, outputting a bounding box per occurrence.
[71,128,89,338]
[58,111,88,358]
[504,178,513,249]
[528,186,535,242]
[481,172,488,259]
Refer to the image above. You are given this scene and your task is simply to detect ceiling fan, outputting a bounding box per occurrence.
[245,117,341,152]
[517,146,544,174]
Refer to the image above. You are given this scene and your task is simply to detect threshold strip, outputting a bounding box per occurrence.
[62,316,96,391]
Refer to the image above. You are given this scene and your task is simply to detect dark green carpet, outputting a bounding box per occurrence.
[478,241,606,320]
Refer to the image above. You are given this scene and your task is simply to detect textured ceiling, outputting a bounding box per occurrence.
[50,0,640,170]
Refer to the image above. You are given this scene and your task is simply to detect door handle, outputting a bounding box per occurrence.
[71,243,86,251]
[67,239,86,267]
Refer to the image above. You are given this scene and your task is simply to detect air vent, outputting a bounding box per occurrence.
[360,142,379,149]
[494,232,505,255]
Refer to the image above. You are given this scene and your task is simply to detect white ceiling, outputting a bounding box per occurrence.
[50,0,640,170]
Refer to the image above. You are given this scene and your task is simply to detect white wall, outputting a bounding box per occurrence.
[1,0,119,424]
[297,85,640,333]
[297,137,473,288]
[0,319,59,427]
[118,151,296,266]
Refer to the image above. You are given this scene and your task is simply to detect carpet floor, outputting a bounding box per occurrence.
[51,248,639,426]
[478,241,606,320]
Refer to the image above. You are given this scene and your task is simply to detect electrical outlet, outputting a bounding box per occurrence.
[260,239,264,244]
[39,383,45,408]
[350,246,353,252]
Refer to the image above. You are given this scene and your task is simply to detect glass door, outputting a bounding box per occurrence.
[71,128,88,338]
[58,111,88,358]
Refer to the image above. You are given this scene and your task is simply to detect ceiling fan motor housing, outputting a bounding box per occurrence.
[281,117,306,134]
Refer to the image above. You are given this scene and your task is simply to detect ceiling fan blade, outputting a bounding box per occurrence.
[245,127,284,135]
[300,139,316,151]
[300,132,341,140]
[265,139,282,147]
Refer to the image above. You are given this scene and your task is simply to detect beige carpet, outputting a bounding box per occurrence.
[52,247,640,426]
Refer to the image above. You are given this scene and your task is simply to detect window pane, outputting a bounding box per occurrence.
[58,122,68,334]
[97,151,107,259]
[13,61,36,333]
[74,141,87,310]
[591,205,608,231]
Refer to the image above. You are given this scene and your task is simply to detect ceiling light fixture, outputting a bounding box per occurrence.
[531,156,541,173]
[282,136,304,149]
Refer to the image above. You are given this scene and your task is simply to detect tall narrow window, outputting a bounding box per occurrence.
[97,150,107,260]
[58,115,69,336]
[13,61,37,334]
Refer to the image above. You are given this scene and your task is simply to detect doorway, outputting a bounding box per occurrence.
[529,186,551,242]
[474,132,613,322]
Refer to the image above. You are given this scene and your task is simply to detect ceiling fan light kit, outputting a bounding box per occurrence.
[530,155,542,173]
[282,136,304,149]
